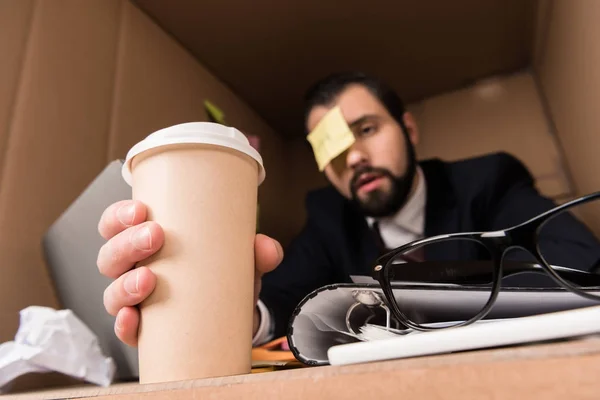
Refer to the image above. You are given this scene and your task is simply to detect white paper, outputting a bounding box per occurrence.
[0,306,116,391]
[328,305,600,366]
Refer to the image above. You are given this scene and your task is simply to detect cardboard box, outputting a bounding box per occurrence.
[2,0,600,396]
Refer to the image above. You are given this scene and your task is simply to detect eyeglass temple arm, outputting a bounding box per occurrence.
[388,260,600,286]
[503,261,600,287]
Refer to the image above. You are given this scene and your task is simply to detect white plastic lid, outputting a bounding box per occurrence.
[121,122,265,186]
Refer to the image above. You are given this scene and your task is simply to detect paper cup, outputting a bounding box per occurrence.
[122,122,265,384]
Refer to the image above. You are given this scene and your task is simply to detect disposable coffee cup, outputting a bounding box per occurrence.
[122,122,265,384]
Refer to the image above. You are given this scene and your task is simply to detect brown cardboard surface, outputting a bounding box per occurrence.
[411,71,571,200]
[0,0,120,347]
[133,0,537,140]
[6,337,600,399]
[535,0,600,236]
[0,0,33,177]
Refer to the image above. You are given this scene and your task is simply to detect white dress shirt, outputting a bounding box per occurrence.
[253,167,428,346]
[252,298,274,346]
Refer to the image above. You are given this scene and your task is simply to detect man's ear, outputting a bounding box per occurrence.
[402,111,420,147]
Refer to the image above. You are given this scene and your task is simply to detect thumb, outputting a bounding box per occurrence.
[253,234,283,306]
[254,234,283,276]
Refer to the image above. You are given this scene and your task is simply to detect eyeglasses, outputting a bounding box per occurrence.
[371,191,600,332]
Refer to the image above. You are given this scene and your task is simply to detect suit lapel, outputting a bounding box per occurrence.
[420,159,462,260]
[420,159,459,236]
[343,200,381,276]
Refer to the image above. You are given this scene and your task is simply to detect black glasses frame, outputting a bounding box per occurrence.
[371,191,600,332]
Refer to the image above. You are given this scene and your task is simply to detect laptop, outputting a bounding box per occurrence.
[42,160,139,381]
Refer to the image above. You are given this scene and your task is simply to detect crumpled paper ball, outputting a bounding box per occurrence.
[0,306,116,391]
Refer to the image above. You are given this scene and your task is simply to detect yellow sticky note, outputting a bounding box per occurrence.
[204,100,226,124]
[307,106,355,171]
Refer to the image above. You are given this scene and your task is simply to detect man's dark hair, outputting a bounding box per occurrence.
[302,71,407,133]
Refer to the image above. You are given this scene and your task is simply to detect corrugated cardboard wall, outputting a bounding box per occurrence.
[410,71,572,201]
[0,0,286,346]
[534,0,600,231]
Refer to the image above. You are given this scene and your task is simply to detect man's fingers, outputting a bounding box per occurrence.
[254,234,283,276]
[97,221,164,279]
[103,266,156,316]
[115,306,140,347]
[98,200,147,240]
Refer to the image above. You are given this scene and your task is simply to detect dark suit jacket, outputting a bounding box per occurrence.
[259,152,600,337]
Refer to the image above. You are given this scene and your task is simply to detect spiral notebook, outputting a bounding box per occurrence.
[286,277,600,366]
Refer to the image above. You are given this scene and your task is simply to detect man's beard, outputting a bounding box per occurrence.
[349,147,417,218]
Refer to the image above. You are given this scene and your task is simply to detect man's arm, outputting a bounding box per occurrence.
[257,203,338,339]
[483,153,600,272]
[252,299,275,346]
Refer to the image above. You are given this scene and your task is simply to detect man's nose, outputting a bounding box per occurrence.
[346,145,368,170]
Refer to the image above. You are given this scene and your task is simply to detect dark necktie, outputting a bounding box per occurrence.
[371,221,393,256]
[371,221,425,262]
